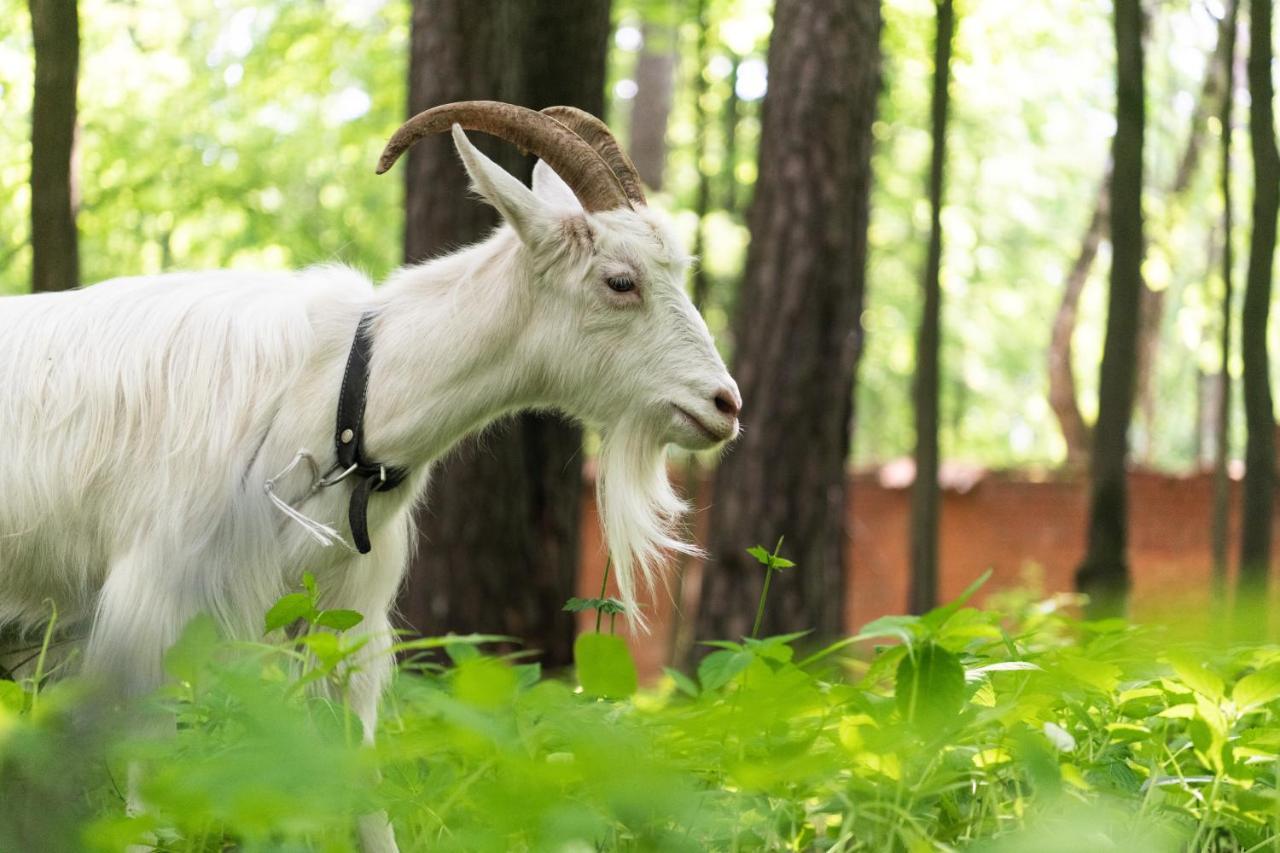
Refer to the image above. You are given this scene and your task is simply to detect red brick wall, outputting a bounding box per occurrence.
[576,470,1280,676]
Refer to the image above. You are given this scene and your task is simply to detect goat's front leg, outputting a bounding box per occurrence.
[322,529,409,853]
[82,548,192,845]
[344,611,399,853]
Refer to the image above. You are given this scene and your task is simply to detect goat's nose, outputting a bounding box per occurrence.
[713,387,742,418]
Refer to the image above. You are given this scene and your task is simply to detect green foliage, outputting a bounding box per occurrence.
[4,582,1280,850]
[264,572,364,635]
[574,632,638,699]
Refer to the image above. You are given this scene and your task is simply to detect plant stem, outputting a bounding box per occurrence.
[750,537,785,639]
[595,558,611,634]
[751,568,773,639]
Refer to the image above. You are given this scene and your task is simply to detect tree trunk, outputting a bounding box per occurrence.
[398,0,611,667]
[1133,8,1236,463]
[907,0,954,615]
[689,0,713,313]
[629,22,677,191]
[1239,0,1278,590]
[1075,0,1144,618]
[1051,11,1231,471]
[720,53,742,215]
[1211,0,1239,601]
[1048,180,1107,469]
[695,0,881,642]
[28,0,79,294]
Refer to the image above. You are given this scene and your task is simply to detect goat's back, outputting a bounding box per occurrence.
[0,267,372,632]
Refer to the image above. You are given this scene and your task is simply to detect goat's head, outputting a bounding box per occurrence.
[379,101,741,619]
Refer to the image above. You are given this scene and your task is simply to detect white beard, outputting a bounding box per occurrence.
[595,416,700,628]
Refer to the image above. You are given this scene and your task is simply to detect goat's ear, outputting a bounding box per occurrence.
[451,125,545,244]
[531,160,582,212]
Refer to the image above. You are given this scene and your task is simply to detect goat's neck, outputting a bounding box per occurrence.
[360,229,541,467]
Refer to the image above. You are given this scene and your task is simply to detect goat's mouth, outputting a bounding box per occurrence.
[671,404,733,446]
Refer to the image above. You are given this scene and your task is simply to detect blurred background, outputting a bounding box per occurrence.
[3,0,1278,671]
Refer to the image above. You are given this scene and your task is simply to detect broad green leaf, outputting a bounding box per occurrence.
[575,632,637,699]
[1055,653,1121,693]
[746,545,771,564]
[1167,652,1225,701]
[313,609,364,632]
[698,648,753,691]
[453,657,518,709]
[852,614,922,647]
[0,681,25,713]
[896,642,965,727]
[264,592,314,634]
[1233,665,1280,711]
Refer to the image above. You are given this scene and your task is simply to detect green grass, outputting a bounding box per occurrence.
[3,569,1280,852]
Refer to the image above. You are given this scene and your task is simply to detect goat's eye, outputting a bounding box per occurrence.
[606,276,636,294]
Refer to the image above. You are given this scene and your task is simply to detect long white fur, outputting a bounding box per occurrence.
[0,127,736,741]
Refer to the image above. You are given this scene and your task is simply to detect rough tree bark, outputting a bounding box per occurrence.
[28,0,79,293]
[1239,0,1278,591]
[907,0,954,615]
[398,0,611,667]
[629,22,677,191]
[1211,0,1239,599]
[695,0,881,641]
[1075,0,1144,617]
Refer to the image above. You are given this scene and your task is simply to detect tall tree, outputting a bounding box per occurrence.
[695,0,881,641]
[1239,0,1278,590]
[397,0,611,667]
[1075,0,1145,617]
[28,0,79,293]
[689,0,714,312]
[1211,0,1239,600]
[629,22,677,191]
[907,0,955,615]
[1048,179,1107,469]
[1051,9,1233,470]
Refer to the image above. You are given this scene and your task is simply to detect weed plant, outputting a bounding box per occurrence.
[2,558,1279,851]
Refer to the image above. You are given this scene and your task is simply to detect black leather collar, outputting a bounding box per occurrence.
[334,311,408,554]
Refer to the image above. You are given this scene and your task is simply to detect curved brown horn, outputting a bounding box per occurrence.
[376,100,630,213]
[541,106,647,206]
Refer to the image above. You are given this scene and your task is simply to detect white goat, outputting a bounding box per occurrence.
[0,101,739,851]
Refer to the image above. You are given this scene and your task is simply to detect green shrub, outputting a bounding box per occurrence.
[2,568,1279,851]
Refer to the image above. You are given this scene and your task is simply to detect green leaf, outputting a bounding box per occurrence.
[1167,652,1225,701]
[313,609,364,632]
[852,614,922,647]
[1234,665,1280,711]
[0,680,26,712]
[895,642,965,727]
[698,648,753,691]
[264,592,315,634]
[453,657,518,709]
[746,545,771,565]
[389,633,514,656]
[770,557,796,569]
[562,597,595,613]
[574,632,638,699]
[302,572,317,597]
[921,569,993,631]
[663,666,700,697]
[164,615,221,685]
